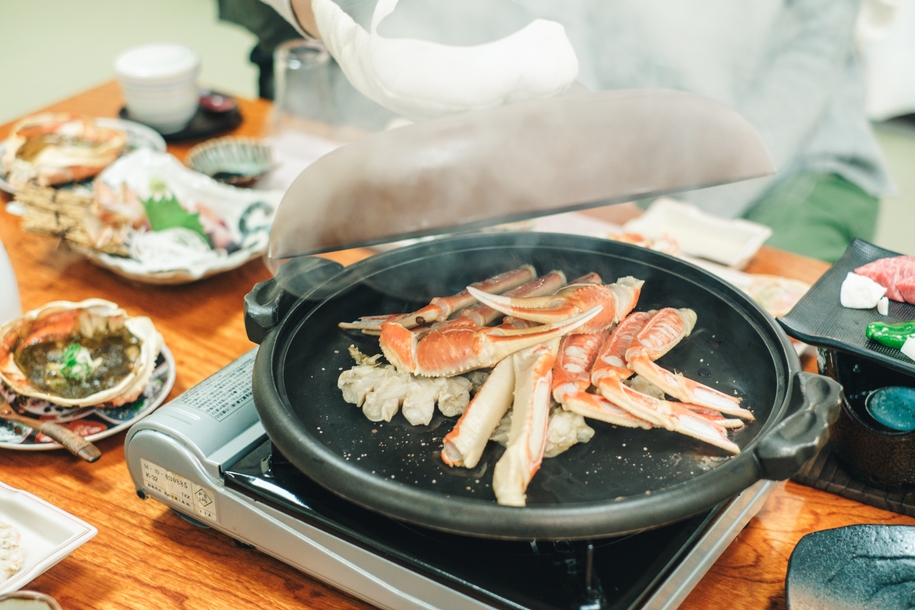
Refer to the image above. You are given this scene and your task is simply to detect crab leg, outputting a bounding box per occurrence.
[590,311,653,384]
[595,376,740,454]
[625,308,753,420]
[381,305,603,377]
[589,311,742,453]
[442,356,515,468]
[454,270,567,327]
[501,272,602,328]
[467,276,644,335]
[339,265,537,331]
[492,342,557,507]
[552,331,651,429]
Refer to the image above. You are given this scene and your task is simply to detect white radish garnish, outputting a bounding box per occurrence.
[877,296,889,316]
[840,272,887,309]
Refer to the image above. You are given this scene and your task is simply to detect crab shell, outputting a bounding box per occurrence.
[0,298,163,407]
[0,113,128,189]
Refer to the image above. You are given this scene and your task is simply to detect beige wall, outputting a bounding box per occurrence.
[0,0,258,125]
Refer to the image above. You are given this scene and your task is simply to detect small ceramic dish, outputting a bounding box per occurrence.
[819,348,915,490]
[186,136,273,187]
[623,197,771,269]
[0,481,97,595]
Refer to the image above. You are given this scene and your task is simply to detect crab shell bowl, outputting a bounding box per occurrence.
[0,299,162,408]
[0,114,128,190]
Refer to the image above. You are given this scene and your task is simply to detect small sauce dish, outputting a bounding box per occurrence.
[865,386,915,432]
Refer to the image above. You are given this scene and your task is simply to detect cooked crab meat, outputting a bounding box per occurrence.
[436,376,473,417]
[442,356,515,468]
[468,276,644,335]
[338,363,390,407]
[338,347,473,424]
[380,305,602,377]
[543,406,595,458]
[552,330,652,429]
[492,341,557,507]
[401,378,442,426]
[0,113,127,188]
[0,299,162,407]
[624,308,753,420]
[339,265,537,332]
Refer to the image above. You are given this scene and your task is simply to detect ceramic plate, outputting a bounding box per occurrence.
[0,346,175,450]
[0,117,166,195]
[623,197,772,269]
[787,524,915,609]
[0,481,97,594]
[85,148,282,284]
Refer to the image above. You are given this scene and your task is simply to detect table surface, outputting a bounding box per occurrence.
[1,82,913,610]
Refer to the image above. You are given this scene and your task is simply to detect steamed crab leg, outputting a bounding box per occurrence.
[591,311,742,453]
[446,270,568,327]
[468,276,644,336]
[625,308,753,420]
[339,265,537,332]
[441,356,515,468]
[380,305,603,377]
[552,330,652,429]
[492,341,557,507]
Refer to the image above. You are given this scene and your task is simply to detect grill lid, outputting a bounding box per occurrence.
[267,89,775,259]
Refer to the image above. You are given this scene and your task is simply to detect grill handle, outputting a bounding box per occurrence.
[244,257,344,344]
[755,371,843,480]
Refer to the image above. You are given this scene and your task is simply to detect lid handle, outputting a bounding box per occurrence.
[244,257,344,343]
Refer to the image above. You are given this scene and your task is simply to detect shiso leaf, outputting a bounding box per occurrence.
[141,177,208,243]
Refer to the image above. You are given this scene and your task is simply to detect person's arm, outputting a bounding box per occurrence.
[259,0,320,38]
[289,0,320,37]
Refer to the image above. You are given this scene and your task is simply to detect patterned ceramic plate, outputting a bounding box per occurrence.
[0,346,175,450]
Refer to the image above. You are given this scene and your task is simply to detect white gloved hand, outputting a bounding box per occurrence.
[311,0,579,121]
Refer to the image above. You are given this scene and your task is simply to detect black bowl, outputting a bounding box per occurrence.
[819,348,915,490]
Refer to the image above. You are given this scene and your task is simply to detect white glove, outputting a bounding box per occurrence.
[311,0,580,121]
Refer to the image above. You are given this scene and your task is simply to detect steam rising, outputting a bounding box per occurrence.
[267,89,775,262]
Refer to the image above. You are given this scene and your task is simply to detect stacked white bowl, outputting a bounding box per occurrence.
[115,43,201,135]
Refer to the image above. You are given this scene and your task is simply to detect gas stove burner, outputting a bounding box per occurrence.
[226,439,720,610]
[125,349,776,610]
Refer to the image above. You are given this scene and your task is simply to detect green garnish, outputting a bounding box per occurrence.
[140,177,208,242]
[866,318,915,349]
[60,343,99,381]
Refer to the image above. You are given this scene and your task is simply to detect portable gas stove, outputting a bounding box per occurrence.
[125,348,774,610]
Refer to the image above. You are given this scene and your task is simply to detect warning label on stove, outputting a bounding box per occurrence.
[141,458,218,522]
[176,349,256,422]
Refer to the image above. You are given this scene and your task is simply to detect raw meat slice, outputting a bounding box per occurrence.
[855,255,915,302]
[897,276,915,305]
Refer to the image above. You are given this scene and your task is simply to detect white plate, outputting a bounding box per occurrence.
[0,117,166,195]
[84,246,268,284]
[0,345,175,450]
[0,481,97,594]
[623,197,772,269]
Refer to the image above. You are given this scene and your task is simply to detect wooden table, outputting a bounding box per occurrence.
[1,82,913,610]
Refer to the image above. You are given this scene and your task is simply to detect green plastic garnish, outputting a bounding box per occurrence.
[60,343,98,381]
[140,177,208,242]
